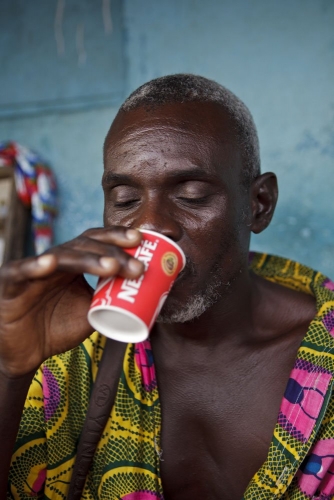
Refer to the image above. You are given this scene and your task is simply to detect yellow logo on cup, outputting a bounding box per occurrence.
[161,252,178,276]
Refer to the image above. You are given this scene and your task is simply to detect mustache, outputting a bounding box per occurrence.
[177,254,226,282]
[177,256,198,280]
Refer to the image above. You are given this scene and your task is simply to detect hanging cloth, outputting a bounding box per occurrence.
[0,141,57,255]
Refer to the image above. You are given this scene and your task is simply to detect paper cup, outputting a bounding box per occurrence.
[87,230,186,343]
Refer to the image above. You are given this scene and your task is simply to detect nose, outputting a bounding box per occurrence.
[134,200,183,242]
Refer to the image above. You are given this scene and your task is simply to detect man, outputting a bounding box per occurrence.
[1,74,334,500]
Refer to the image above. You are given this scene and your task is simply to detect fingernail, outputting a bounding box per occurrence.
[128,258,144,274]
[37,255,54,267]
[126,229,140,240]
[100,257,117,270]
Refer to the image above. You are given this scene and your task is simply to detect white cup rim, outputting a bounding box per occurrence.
[88,305,149,343]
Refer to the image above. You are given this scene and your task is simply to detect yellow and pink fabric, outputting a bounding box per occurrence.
[7,253,334,499]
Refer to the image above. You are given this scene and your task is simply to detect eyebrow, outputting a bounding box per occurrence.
[102,167,217,187]
[101,172,134,187]
[163,167,216,182]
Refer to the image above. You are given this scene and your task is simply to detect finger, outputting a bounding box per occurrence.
[81,226,142,248]
[63,235,141,260]
[0,255,58,285]
[0,228,143,298]
[0,255,59,298]
[0,247,144,287]
[53,248,144,278]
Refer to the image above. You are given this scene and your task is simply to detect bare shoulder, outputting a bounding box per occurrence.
[251,271,317,341]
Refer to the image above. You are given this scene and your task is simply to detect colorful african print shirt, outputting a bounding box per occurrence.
[7,253,334,499]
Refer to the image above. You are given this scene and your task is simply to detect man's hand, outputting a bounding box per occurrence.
[0,227,144,378]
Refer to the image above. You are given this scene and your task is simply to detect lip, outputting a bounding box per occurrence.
[175,258,193,284]
[175,268,186,283]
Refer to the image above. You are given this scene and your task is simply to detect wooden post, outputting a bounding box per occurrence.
[0,167,30,266]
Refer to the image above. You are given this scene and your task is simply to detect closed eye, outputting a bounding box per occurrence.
[174,180,216,206]
[108,184,141,209]
[177,195,211,205]
[114,199,140,208]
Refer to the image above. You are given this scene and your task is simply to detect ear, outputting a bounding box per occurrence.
[250,172,278,234]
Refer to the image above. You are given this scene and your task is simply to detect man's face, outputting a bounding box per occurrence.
[102,102,252,322]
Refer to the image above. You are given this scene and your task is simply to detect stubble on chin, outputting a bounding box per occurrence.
[156,228,246,325]
[156,257,225,324]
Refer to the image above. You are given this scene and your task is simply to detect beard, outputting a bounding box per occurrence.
[156,214,249,325]
[156,256,229,324]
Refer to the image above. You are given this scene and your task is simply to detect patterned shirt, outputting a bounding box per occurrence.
[8,253,334,499]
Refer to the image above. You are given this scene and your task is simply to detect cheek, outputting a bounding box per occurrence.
[185,210,249,271]
[181,214,227,261]
[103,203,133,228]
[181,203,232,241]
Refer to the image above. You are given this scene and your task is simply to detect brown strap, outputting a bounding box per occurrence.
[67,338,127,500]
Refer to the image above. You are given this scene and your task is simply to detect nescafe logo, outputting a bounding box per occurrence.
[161,252,178,276]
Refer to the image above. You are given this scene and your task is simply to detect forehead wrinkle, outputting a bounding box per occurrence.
[107,125,208,153]
[105,125,231,170]
[104,116,243,185]
[105,100,242,164]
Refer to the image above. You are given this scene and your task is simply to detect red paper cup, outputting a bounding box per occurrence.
[87,230,186,343]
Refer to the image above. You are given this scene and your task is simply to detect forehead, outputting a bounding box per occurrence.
[104,102,242,179]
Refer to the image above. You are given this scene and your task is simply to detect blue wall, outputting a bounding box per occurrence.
[1,0,333,277]
[0,0,125,116]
